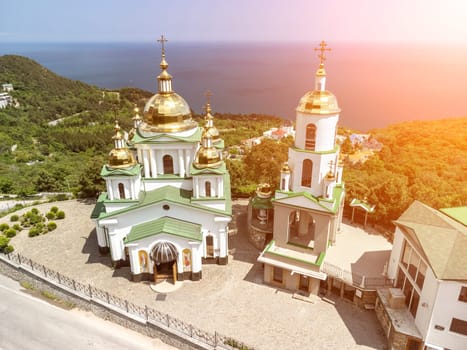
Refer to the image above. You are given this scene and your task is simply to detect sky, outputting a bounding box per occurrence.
[1,0,467,44]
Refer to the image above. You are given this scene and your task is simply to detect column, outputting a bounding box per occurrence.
[137,148,142,164]
[130,180,135,199]
[149,148,157,178]
[185,149,191,177]
[143,149,150,178]
[299,212,310,236]
[107,181,114,200]
[218,228,228,265]
[217,177,223,197]
[178,149,185,178]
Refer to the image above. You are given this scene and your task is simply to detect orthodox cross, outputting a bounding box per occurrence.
[204,90,213,113]
[314,40,331,64]
[157,35,168,56]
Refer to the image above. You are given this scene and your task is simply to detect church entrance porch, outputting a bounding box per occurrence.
[151,241,178,284]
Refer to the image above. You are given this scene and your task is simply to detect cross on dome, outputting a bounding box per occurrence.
[157,35,168,56]
[314,40,331,65]
[203,90,213,114]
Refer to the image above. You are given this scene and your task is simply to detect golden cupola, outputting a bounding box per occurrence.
[193,127,222,169]
[108,121,136,169]
[296,41,340,115]
[203,100,220,144]
[142,35,197,133]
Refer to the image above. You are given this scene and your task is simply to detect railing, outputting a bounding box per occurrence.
[1,252,254,350]
[322,261,394,290]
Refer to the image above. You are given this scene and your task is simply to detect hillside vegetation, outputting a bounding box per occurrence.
[343,118,467,226]
[0,55,282,197]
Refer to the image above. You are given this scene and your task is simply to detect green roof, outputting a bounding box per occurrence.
[125,216,202,243]
[250,195,273,209]
[99,185,231,219]
[190,162,228,175]
[440,206,467,226]
[90,193,107,219]
[131,126,202,144]
[101,164,141,177]
[263,240,325,267]
[349,198,376,213]
[274,184,344,214]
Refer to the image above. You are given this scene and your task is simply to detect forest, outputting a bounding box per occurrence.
[0,55,465,229]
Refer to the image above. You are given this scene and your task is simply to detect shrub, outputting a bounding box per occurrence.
[4,228,16,238]
[0,235,10,250]
[31,208,39,215]
[50,206,59,213]
[10,214,19,222]
[47,222,57,231]
[0,223,9,232]
[46,212,55,220]
[3,245,14,254]
[28,227,41,237]
[12,224,22,231]
[56,210,65,219]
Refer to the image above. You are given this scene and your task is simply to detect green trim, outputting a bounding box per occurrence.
[98,185,231,219]
[101,164,141,177]
[190,162,228,175]
[264,240,325,267]
[150,173,185,180]
[131,126,202,144]
[125,216,202,243]
[291,145,339,155]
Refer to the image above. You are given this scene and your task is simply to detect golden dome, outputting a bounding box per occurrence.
[108,120,136,169]
[108,148,136,169]
[193,129,222,169]
[194,146,222,169]
[203,98,221,143]
[296,90,340,115]
[141,38,198,133]
[142,92,197,133]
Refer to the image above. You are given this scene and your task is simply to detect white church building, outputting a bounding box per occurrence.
[91,37,231,283]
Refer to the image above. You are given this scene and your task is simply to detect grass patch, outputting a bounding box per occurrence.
[20,280,35,290]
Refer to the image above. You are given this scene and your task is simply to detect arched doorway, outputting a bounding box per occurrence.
[151,241,178,283]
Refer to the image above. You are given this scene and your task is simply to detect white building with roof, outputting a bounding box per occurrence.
[375,201,467,350]
[91,36,231,284]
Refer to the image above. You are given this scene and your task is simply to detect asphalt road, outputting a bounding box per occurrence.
[0,274,177,350]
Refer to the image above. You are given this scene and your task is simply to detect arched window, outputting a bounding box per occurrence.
[305,124,316,150]
[118,183,125,199]
[301,159,312,187]
[281,178,286,191]
[163,155,174,174]
[205,181,211,197]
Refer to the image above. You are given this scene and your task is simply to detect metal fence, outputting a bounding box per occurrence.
[1,252,253,350]
[322,261,394,289]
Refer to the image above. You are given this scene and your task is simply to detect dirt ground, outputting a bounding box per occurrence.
[2,200,387,350]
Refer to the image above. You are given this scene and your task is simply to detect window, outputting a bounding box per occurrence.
[459,286,467,302]
[205,181,211,197]
[401,241,411,268]
[118,183,125,199]
[450,318,467,336]
[305,124,316,150]
[301,159,312,187]
[163,155,174,174]
[409,291,420,318]
[273,266,283,283]
[416,262,426,289]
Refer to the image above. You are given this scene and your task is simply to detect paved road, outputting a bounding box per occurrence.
[0,274,177,350]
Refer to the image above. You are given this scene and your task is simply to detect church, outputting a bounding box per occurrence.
[91,36,231,283]
[257,41,346,295]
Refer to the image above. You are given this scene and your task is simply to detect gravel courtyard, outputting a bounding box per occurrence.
[3,200,387,350]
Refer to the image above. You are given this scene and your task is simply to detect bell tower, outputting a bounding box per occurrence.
[288,41,341,198]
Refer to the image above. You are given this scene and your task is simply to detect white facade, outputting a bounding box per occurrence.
[385,202,467,349]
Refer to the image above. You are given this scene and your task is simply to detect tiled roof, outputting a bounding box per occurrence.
[125,216,202,243]
[100,164,141,177]
[394,201,467,280]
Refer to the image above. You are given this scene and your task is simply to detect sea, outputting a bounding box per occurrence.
[1,42,466,131]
